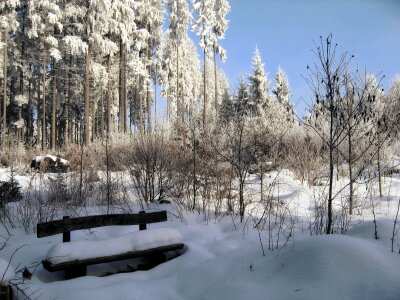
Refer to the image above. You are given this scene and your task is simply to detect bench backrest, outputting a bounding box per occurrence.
[37,211,167,242]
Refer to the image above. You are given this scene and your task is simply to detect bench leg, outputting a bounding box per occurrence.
[0,285,12,300]
[148,253,167,269]
[65,265,87,279]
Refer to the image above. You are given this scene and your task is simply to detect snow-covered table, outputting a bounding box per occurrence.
[37,211,184,278]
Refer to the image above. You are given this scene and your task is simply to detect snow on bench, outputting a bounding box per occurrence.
[46,228,183,265]
[37,211,185,278]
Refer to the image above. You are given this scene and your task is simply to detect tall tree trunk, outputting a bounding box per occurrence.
[167,74,170,121]
[147,47,152,133]
[327,105,334,234]
[123,49,127,133]
[27,77,32,143]
[203,47,207,128]
[84,48,91,145]
[176,44,179,120]
[107,55,112,134]
[214,45,218,114]
[67,55,72,144]
[18,63,24,143]
[19,10,26,144]
[100,89,104,139]
[42,57,47,151]
[192,130,196,210]
[377,138,383,198]
[2,33,7,148]
[51,61,57,149]
[118,38,124,132]
[139,78,145,134]
[37,76,41,147]
[91,96,96,142]
[348,129,353,215]
[154,64,157,128]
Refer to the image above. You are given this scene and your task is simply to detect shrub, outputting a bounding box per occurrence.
[0,179,22,208]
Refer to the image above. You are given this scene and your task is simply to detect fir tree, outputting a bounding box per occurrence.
[248,46,269,116]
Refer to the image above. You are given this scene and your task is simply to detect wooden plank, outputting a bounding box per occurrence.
[42,243,184,272]
[37,211,168,238]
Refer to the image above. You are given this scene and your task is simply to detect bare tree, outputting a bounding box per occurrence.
[305,35,352,234]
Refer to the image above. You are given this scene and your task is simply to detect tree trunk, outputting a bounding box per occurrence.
[118,38,124,132]
[19,58,24,143]
[107,55,112,134]
[51,61,57,149]
[123,50,127,133]
[147,47,152,132]
[239,177,244,223]
[154,64,157,128]
[214,45,218,114]
[260,165,264,203]
[91,97,96,142]
[2,33,7,148]
[139,78,145,134]
[378,141,383,198]
[176,43,179,120]
[167,74,170,121]
[100,90,104,139]
[348,129,353,215]
[37,76,41,147]
[327,106,334,234]
[27,76,33,142]
[42,57,47,151]
[192,131,197,210]
[203,47,207,128]
[67,55,73,144]
[84,47,91,145]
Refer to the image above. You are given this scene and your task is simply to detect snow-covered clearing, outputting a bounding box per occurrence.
[1,167,400,299]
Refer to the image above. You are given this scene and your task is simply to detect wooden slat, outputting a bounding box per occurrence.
[42,243,185,272]
[37,211,168,238]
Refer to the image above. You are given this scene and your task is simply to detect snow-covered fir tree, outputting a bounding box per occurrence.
[161,34,202,121]
[167,0,191,121]
[272,67,294,122]
[248,46,270,116]
[192,0,215,127]
[234,78,251,117]
[0,0,20,146]
[211,0,230,113]
[27,0,63,149]
[135,0,165,132]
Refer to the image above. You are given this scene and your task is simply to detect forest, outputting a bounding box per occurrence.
[1,1,400,299]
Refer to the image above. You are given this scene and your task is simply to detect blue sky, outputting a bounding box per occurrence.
[212,0,400,116]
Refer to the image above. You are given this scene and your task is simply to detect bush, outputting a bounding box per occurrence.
[0,179,22,207]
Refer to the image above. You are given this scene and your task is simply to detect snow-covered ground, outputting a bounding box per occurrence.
[1,166,400,299]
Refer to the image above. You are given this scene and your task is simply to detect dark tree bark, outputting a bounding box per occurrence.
[2,33,7,147]
[203,47,207,128]
[42,57,47,150]
[51,61,57,149]
[84,47,91,145]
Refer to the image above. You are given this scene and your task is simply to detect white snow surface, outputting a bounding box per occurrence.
[0,258,15,285]
[46,228,183,265]
[1,167,400,299]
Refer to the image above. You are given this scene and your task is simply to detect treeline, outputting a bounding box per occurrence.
[0,0,231,149]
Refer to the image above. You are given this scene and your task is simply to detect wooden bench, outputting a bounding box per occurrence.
[37,211,184,278]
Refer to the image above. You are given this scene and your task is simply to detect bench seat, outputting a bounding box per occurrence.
[43,228,184,272]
